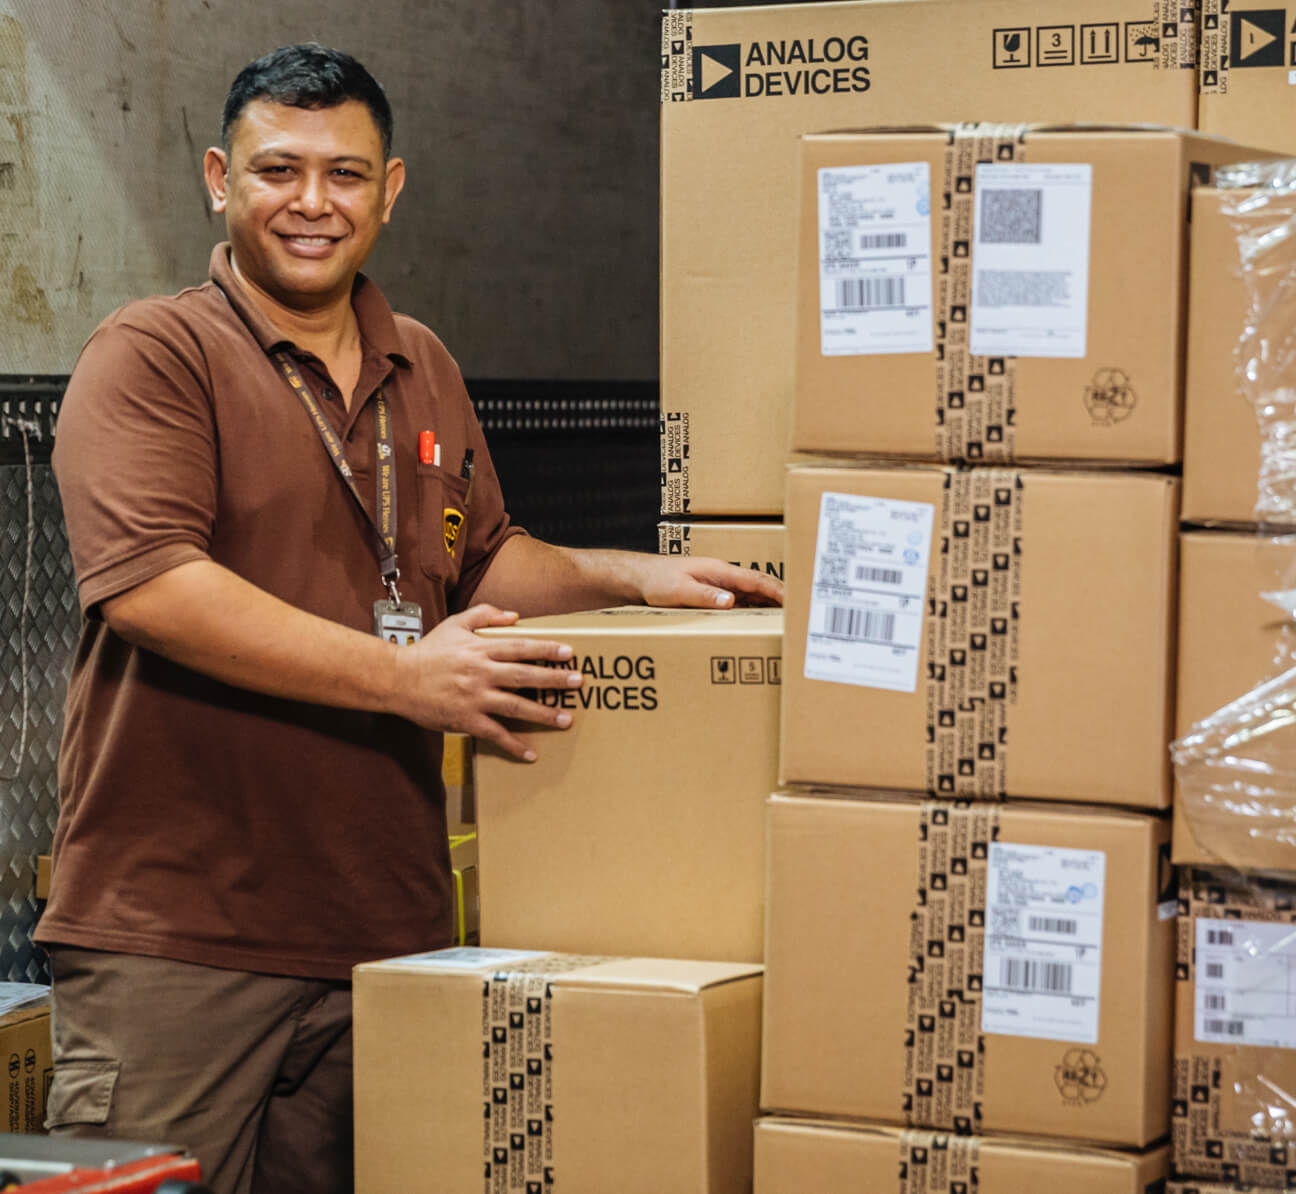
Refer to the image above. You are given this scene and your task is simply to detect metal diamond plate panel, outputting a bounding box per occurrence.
[0,460,79,983]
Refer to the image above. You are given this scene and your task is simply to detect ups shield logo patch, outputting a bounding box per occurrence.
[444,508,464,555]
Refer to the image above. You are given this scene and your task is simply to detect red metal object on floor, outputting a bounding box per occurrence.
[5,1154,204,1192]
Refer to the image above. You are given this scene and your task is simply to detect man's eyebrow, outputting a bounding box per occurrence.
[247,149,375,168]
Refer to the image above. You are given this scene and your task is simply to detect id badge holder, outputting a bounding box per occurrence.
[375,600,424,646]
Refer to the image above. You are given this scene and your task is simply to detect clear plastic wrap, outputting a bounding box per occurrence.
[1172,160,1296,870]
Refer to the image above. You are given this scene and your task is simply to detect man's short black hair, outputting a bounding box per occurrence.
[222,44,393,159]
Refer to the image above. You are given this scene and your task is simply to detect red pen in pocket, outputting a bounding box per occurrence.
[419,430,440,467]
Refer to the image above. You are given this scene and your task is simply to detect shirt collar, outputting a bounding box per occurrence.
[208,242,411,368]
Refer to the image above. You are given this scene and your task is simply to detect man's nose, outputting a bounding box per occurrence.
[291,172,331,217]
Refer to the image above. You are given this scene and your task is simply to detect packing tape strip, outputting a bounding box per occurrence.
[934,124,1029,464]
[899,1130,981,1194]
[903,801,999,1134]
[482,956,614,1192]
[924,468,1021,798]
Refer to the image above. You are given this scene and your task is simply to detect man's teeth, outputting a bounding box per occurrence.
[285,236,333,244]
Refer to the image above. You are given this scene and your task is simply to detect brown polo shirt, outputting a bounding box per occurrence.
[37,243,522,979]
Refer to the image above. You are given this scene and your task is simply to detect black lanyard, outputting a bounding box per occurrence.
[273,351,404,605]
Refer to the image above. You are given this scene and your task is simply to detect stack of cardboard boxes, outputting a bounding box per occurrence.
[347,3,1296,1190]
[1168,168,1296,1194]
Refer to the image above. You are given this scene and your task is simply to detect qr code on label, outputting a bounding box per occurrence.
[978,189,1042,245]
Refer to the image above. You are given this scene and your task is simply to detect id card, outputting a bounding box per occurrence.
[375,600,423,646]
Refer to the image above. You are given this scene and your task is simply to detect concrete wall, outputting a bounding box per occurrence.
[0,0,660,378]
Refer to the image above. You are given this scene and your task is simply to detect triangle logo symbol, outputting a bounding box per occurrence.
[1238,15,1279,57]
[700,49,734,93]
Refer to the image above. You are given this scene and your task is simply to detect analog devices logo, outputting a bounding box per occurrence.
[1230,9,1287,66]
[692,43,741,98]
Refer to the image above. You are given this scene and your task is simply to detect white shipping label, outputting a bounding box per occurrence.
[817,163,934,356]
[804,491,934,692]
[968,162,1093,359]
[982,842,1106,1044]
[386,947,552,970]
[1195,918,1296,1049]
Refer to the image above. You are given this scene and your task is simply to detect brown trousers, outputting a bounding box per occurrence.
[45,947,353,1194]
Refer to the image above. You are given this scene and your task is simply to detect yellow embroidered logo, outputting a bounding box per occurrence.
[444,508,464,555]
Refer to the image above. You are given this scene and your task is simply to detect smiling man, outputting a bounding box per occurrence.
[36,44,780,1194]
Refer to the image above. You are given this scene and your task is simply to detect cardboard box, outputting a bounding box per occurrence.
[476,607,781,962]
[1198,0,1296,155]
[780,463,1178,806]
[754,1117,1171,1192]
[1173,868,1296,1186]
[443,731,475,830]
[354,947,762,1194]
[1173,531,1296,868]
[661,0,1198,516]
[448,832,479,947]
[1183,184,1296,528]
[1,988,52,1134]
[762,792,1176,1147]
[794,127,1272,465]
[659,521,786,585]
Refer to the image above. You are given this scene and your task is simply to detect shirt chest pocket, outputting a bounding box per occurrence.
[417,464,471,585]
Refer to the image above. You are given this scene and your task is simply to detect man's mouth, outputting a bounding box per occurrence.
[276,234,341,246]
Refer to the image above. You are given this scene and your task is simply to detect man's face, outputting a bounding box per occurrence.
[204,98,404,312]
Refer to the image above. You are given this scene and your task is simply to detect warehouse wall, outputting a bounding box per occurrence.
[0,0,660,379]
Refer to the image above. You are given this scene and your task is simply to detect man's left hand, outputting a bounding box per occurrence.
[637,555,783,610]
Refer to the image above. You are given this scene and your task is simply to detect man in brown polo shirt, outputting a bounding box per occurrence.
[37,44,780,1194]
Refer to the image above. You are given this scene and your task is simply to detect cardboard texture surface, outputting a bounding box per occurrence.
[658,521,787,583]
[476,607,782,962]
[780,464,1179,805]
[754,1117,1171,1192]
[1173,869,1296,1186]
[354,948,762,1194]
[1173,531,1296,867]
[1183,185,1296,528]
[660,0,1198,515]
[1198,0,1296,155]
[762,792,1175,1146]
[1,998,52,1134]
[794,127,1272,465]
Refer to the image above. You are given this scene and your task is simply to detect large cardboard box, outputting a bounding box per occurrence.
[754,1118,1171,1193]
[762,792,1176,1147]
[1183,184,1296,528]
[354,947,762,1194]
[780,463,1178,806]
[1198,0,1296,155]
[443,731,475,830]
[1,987,52,1134]
[659,521,786,585]
[661,0,1198,516]
[794,127,1272,465]
[1173,868,1296,1186]
[476,607,781,962]
[1173,531,1296,868]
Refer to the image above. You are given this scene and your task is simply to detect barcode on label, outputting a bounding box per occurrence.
[827,606,896,643]
[979,188,1043,245]
[1204,993,1227,1011]
[1205,962,1225,979]
[855,565,903,585]
[1000,957,1073,994]
[1205,1019,1245,1037]
[1028,916,1077,935]
[860,232,907,250]
[1207,928,1235,946]
[837,277,906,310]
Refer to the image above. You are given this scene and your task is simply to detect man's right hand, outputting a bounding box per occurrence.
[390,603,581,761]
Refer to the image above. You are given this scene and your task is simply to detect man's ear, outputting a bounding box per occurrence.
[381,157,406,225]
[204,147,230,213]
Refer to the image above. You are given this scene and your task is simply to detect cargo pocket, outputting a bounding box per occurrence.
[45,1059,119,1129]
[417,463,470,585]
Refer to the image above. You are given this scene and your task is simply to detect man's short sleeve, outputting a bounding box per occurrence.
[54,311,219,616]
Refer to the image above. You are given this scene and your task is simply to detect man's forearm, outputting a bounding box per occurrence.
[471,538,646,617]
[102,558,403,714]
